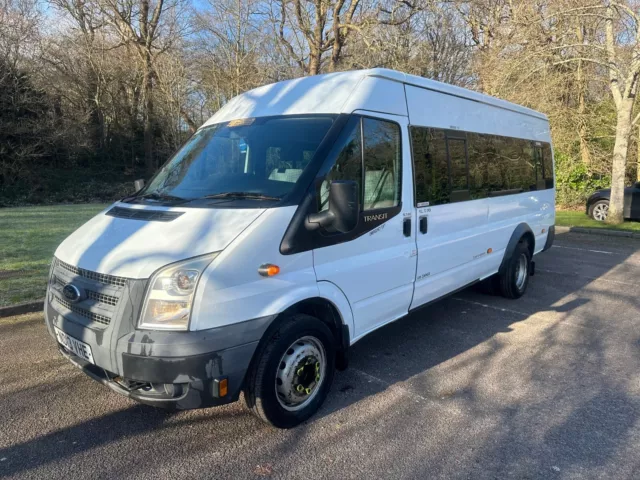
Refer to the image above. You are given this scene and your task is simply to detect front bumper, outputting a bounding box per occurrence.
[46,300,275,410]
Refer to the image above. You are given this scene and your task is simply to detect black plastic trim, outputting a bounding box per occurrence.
[409,279,480,314]
[499,223,535,275]
[543,225,555,252]
[106,206,184,222]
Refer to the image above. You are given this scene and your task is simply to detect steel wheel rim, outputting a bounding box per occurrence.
[275,336,326,412]
[593,203,608,221]
[515,253,528,291]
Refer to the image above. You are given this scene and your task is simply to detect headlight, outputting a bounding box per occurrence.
[138,253,219,331]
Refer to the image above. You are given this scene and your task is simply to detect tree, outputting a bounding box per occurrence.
[269,0,417,76]
[98,0,188,173]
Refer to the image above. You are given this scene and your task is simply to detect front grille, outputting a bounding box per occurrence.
[86,290,118,306]
[51,275,119,307]
[54,296,111,326]
[50,258,134,328]
[106,206,184,222]
[56,259,126,287]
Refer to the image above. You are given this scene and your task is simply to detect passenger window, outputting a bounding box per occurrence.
[319,119,362,211]
[542,144,554,188]
[411,127,449,205]
[412,127,553,205]
[362,118,401,210]
[448,138,468,191]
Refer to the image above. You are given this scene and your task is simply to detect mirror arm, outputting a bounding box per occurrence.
[306,210,335,231]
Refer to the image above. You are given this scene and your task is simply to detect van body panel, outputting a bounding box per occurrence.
[201,73,364,126]
[313,113,417,338]
[316,281,356,340]
[405,85,550,142]
[342,77,408,117]
[190,206,320,331]
[54,203,266,278]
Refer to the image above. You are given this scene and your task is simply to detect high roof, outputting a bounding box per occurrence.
[202,68,547,127]
[362,68,547,120]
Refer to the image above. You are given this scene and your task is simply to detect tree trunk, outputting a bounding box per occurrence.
[142,54,154,175]
[607,100,633,225]
[308,49,321,75]
[637,124,640,182]
[576,24,590,166]
[577,60,591,165]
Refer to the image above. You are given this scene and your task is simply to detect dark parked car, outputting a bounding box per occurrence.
[586,182,640,221]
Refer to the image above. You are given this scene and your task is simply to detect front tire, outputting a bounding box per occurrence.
[243,314,336,428]
[496,241,531,299]
[589,200,609,222]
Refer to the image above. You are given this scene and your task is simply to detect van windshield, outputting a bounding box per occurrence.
[138,115,336,203]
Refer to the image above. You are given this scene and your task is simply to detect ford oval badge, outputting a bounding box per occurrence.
[62,284,82,303]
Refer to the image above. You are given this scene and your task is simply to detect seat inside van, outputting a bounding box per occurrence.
[364,169,397,209]
[268,168,304,183]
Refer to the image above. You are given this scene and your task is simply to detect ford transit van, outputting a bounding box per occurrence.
[45,69,555,428]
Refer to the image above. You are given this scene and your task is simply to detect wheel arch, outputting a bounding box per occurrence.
[248,291,353,377]
[499,223,535,275]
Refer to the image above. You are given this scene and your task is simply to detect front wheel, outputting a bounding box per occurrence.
[589,200,609,222]
[243,314,336,428]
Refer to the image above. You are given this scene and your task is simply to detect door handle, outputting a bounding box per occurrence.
[403,217,411,237]
[419,216,428,234]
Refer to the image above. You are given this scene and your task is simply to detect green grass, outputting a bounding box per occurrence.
[0,204,107,307]
[556,210,640,232]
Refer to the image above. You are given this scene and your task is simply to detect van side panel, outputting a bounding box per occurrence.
[191,206,319,330]
[407,85,554,310]
[341,77,408,117]
[405,85,551,142]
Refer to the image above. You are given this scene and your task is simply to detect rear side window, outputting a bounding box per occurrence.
[411,126,552,206]
[320,116,401,211]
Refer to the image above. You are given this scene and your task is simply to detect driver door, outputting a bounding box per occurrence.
[312,113,417,340]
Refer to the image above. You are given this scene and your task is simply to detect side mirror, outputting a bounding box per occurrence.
[134,179,145,192]
[307,180,359,234]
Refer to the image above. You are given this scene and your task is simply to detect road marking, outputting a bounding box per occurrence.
[552,245,614,255]
[537,268,640,287]
[451,297,530,317]
[351,367,431,403]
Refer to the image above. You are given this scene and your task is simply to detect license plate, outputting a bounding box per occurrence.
[55,327,94,364]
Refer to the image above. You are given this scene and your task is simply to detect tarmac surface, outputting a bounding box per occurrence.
[1,231,639,479]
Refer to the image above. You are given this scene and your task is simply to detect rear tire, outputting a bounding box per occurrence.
[589,200,609,222]
[243,314,336,428]
[496,241,531,299]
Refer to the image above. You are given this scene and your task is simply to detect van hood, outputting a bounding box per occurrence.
[54,203,266,279]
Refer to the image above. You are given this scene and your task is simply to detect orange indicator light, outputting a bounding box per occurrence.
[219,378,228,397]
[487,248,493,254]
[258,264,280,277]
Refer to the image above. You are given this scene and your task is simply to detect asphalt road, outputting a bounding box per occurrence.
[1,231,640,480]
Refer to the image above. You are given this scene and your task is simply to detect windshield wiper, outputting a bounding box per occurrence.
[138,192,186,202]
[202,192,282,201]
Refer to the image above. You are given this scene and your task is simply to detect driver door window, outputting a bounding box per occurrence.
[319,116,401,212]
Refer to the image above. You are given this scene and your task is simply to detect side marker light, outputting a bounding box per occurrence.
[258,264,280,277]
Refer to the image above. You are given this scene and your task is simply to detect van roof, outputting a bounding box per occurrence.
[363,68,547,120]
[202,69,547,127]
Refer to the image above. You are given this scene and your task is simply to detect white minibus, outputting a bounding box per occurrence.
[46,69,555,428]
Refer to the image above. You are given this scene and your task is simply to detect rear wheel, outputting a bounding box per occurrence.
[243,314,335,428]
[589,200,609,222]
[496,241,531,299]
